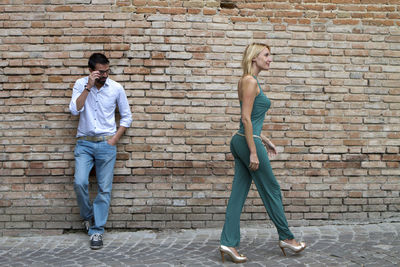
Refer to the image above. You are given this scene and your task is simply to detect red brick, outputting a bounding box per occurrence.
[158,7,186,14]
[203,8,216,15]
[230,17,258,23]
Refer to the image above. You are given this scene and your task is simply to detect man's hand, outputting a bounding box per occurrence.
[107,137,118,146]
[87,71,101,89]
[107,127,127,147]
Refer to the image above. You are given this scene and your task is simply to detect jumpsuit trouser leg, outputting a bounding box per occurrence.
[220,135,294,247]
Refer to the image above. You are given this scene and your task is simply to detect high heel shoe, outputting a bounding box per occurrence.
[279,240,306,256]
[219,245,247,263]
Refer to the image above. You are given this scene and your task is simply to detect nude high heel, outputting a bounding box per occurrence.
[279,240,306,256]
[219,245,247,263]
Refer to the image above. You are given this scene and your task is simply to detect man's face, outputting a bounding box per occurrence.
[91,63,110,85]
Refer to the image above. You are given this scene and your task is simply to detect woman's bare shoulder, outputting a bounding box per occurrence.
[241,75,257,85]
[239,75,258,96]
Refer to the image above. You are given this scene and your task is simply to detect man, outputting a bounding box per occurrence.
[69,53,132,249]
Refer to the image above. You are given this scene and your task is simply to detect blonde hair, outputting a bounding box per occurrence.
[241,43,271,77]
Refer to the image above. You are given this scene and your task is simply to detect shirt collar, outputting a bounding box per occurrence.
[104,77,110,86]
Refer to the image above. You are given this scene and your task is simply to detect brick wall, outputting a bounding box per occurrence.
[0,0,399,236]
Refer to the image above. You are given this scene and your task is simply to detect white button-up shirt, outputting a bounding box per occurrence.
[69,77,132,137]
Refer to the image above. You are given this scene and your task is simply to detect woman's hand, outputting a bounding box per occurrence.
[261,135,278,157]
[249,152,259,171]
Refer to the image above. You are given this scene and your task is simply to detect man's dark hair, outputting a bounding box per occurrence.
[88,53,109,70]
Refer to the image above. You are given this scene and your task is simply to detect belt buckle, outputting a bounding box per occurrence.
[94,136,106,142]
[93,136,109,142]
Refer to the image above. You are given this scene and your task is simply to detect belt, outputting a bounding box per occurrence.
[235,131,261,140]
[77,136,113,142]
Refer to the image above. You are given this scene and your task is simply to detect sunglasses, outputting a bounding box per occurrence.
[97,69,111,75]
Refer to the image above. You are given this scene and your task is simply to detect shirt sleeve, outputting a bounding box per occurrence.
[69,79,85,115]
[117,86,133,128]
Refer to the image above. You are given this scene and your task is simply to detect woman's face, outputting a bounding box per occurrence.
[253,47,272,71]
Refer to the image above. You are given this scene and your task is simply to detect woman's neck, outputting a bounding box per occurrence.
[251,65,261,76]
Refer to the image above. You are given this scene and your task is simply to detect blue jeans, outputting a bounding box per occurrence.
[73,139,117,236]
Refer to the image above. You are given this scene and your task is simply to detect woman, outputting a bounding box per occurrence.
[219,43,306,263]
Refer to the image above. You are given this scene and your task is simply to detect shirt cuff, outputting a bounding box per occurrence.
[69,100,84,115]
[119,117,132,128]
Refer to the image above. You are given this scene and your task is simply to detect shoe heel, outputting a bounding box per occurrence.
[280,246,286,256]
[220,250,225,263]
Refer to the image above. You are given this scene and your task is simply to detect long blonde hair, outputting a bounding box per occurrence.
[241,43,270,77]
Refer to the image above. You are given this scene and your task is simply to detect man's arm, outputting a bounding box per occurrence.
[75,71,101,111]
[69,80,85,115]
[75,87,90,112]
[107,86,132,146]
[107,126,127,146]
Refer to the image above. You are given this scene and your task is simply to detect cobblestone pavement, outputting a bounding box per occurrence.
[0,222,399,267]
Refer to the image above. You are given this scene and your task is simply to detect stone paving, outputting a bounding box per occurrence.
[0,222,399,267]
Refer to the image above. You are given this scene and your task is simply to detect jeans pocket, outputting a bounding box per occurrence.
[104,141,117,154]
[105,141,116,147]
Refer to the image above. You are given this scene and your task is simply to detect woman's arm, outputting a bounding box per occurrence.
[240,76,260,171]
[260,134,278,157]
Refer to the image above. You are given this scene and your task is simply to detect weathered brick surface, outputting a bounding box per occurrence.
[0,1,399,236]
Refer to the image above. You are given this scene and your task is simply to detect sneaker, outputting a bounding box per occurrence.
[82,218,93,232]
[90,233,103,250]
[83,220,91,232]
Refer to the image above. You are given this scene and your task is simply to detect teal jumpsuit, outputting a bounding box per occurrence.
[220,77,294,247]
